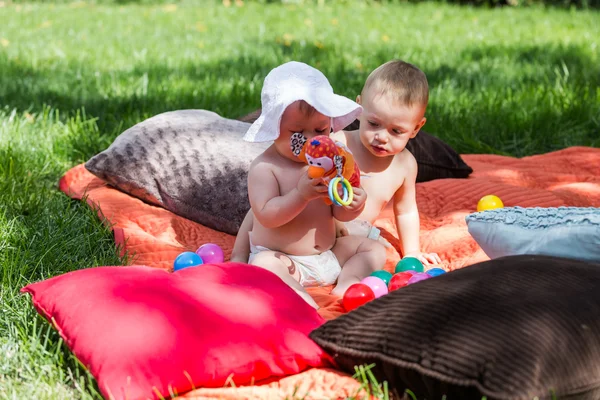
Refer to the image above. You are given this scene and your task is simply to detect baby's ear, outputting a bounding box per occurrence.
[412,117,426,138]
[356,95,362,105]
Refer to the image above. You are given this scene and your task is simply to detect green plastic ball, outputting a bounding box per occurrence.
[370,270,393,286]
[395,257,424,274]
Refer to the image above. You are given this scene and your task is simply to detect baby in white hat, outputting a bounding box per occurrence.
[237,61,386,309]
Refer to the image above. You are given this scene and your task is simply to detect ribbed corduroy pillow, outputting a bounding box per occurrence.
[310,255,600,400]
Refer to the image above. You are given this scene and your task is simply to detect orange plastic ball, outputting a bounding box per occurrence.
[477,195,504,212]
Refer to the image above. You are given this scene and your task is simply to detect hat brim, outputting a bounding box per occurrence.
[307,88,363,133]
[243,88,362,143]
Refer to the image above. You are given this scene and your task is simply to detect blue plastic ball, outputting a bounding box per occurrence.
[426,268,446,277]
[173,251,204,272]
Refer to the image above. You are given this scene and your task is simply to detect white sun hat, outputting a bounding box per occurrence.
[243,61,363,143]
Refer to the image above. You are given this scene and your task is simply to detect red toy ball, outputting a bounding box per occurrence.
[343,283,376,312]
[388,271,415,291]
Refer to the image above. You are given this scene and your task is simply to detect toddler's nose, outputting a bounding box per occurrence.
[375,131,389,144]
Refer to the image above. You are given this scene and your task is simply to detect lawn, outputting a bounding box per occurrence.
[0,1,599,398]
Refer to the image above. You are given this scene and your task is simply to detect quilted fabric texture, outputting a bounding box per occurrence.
[240,109,474,183]
[85,110,269,235]
[310,255,600,400]
[57,146,600,399]
[60,146,600,322]
[467,206,600,262]
[22,263,328,400]
[177,368,365,400]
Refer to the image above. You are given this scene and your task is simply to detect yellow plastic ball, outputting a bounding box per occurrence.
[477,195,504,212]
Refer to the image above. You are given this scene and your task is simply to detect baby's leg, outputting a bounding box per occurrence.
[230,210,254,263]
[331,236,386,296]
[250,251,319,309]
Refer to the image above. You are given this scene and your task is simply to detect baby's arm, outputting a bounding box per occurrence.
[332,186,367,222]
[230,209,254,263]
[393,155,441,266]
[249,162,326,228]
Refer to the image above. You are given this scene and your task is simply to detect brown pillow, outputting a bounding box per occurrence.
[309,255,600,400]
[239,110,473,183]
[85,110,269,235]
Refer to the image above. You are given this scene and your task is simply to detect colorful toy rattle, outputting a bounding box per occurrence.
[290,134,360,206]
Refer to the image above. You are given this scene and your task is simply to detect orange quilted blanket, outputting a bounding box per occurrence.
[59,146,600,399]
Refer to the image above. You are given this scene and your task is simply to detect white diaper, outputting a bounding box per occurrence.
[248,240,341,287]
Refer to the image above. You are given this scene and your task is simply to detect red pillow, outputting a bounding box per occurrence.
[21,263,328,400]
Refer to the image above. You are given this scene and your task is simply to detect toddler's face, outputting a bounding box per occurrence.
[274,101,331,161]
[357,91,426,158]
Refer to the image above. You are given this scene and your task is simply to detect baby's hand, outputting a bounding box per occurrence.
[344,185,367,212]
[404,251,442,267]
[296,173,328,201]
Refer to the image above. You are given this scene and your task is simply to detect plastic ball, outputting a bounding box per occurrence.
[195,243,224,264]
[427,268,446,277]
[477,195,504,212]
[407,272,431,285]
[370,270,393,286]
[173,251,204,272]
[360,276,389,298]
[388,272,415,291]
[395,257,424,274]
[343,283,376,312]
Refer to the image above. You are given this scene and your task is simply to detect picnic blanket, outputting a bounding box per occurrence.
[58,146,600,399]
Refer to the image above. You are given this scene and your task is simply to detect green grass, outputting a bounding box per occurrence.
[0,1,598,398]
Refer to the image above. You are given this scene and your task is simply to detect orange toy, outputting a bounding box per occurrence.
[290,133,360,205]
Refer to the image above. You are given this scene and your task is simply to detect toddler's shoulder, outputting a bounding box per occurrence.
[395,148,417,169]
[249,149,276,174]
[387,149,417,183]
[394,149,419,181]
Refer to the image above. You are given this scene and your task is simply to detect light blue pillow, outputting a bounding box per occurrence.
[466,207,600,262]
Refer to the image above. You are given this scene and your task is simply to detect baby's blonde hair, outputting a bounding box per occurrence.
[362,60,429,108]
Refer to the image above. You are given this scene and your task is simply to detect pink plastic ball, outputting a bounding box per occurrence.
[195,243,224,264]
[407,272,431,285]
[360,276,389,298]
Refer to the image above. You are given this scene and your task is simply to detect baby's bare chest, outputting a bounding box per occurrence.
[361,170,404,213]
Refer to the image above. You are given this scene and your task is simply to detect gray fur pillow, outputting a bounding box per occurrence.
[85,110,268,235]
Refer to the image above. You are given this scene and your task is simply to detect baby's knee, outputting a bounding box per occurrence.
[361,239,387,267]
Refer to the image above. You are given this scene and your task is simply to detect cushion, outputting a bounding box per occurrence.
[21,262,328,400]
[466,206,600,262]
[241,110,474,183]
[85,109,473,235]
[85,110,269,235]
[309,255,600,400]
